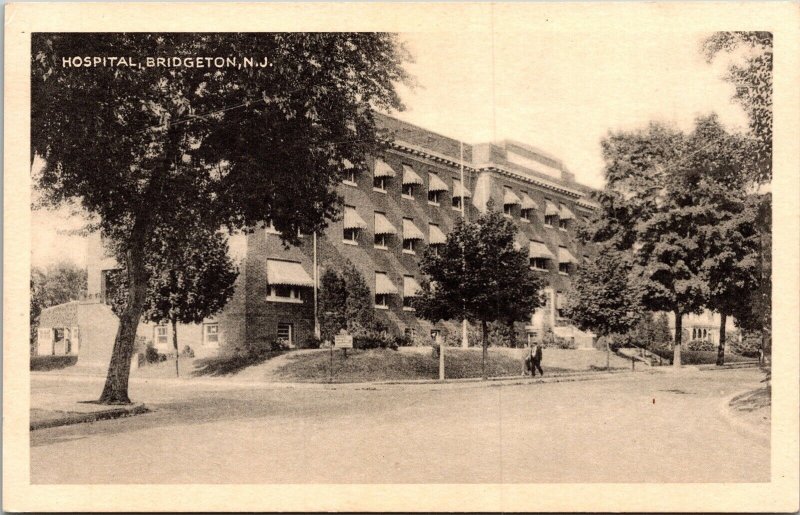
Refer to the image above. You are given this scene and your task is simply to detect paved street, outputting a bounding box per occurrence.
[30,368,769,483]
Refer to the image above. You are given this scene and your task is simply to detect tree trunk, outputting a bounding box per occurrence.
[606,339,610,371]
[716,312,726,366]
[98,228,149,404]
[481,319,488,380]
[172,318,180,377]
[673,310,682,368]
[508,320,517,348]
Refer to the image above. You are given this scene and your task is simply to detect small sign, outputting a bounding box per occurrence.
[334,330,353,349]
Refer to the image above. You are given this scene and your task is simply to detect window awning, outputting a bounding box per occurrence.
[503,188,522,206]
[374,159,396,178]
[428,173,449,193]
[558,246,579,264]
[544,200,560,216]
[529,241,555,259]
[403,219,424,240]
[559,204,576,220]
[403,276,422,297]
[402,165,424,185]
[521,192,539,211]
[429,224,447,245]
[343,206,367,230]
[374,213,397,235]
[452,179,472,198]
[266,260,314,287]
[375,273,398,295]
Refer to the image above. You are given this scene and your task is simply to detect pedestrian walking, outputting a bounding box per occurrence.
[521,343,533,376]
[531,342,543,376]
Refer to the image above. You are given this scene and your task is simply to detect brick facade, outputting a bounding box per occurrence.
[86,115,601,353]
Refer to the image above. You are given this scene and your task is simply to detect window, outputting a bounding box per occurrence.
[374,233,388,249]
[430,245,440,257]
[559,218,569,230]
[344,168,357,185]
[403,184,415,198]
[268,285,302,302]
[520,209,531,221]
[531,258,548,271]
[375,293,389,308]
[504,203,514,216]
[559,262,570,275]
[403,295,415,309]
[373,176,387,191]
[556,291,566,319]
[277,323,293,345]
[203,323,219,346]
[452,196,462,210]
[155,326,169,346]
[344,227,359,243]
[428,190,441,205]
[545,214,558,226]
[403,239,417,253]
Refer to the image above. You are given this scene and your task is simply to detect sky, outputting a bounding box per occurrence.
[32,30,748,269]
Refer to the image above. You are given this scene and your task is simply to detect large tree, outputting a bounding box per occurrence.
[318,261,381,343]
[107,224,238,376]
[414,208,545,379]
[30,261,87,352]
[32,33,409,403]
[562,244,643,369]
[598,122,709,366]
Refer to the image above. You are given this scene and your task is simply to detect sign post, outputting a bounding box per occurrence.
[334,329,354,359]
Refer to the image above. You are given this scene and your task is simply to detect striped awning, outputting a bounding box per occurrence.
[375,272,398,295]
[403,276,422,297]
[452,179,472,198]
[343,206,367,230]
[529,241,555,259]
[559,204,576,220]
[429,224,447,245]
[402,165,424,185]
[266,260,314,287]
[428,173,449,193]
[503,188,522,206]
[374,159,396,178]
[544,200,560,216]
[374,212,397,235]
[521,193,539,211]
[558,246,579,264]
[403,218,424,241]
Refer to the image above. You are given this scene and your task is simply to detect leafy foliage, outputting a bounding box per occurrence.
[317,260,386,345]
[31,33,409,402]
[563,245,643,337]
[702,31,772,182]
[414,208,546,376]
[106,227,238,326]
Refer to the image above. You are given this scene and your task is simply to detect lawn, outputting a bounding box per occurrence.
[649,348,755,365]
[274,347,627,383]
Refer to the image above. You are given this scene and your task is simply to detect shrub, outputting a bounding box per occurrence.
[301,336,322,349]
[145,343,161,364]
[181,345,195,357]
[269,339,290,352]
[731,331,763,358]
[686,339,715,352]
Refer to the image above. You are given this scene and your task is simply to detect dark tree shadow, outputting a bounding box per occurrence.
[190,351,286,377]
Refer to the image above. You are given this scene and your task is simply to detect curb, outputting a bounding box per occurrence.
[30,403,150,431]
[717,388,770,447]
